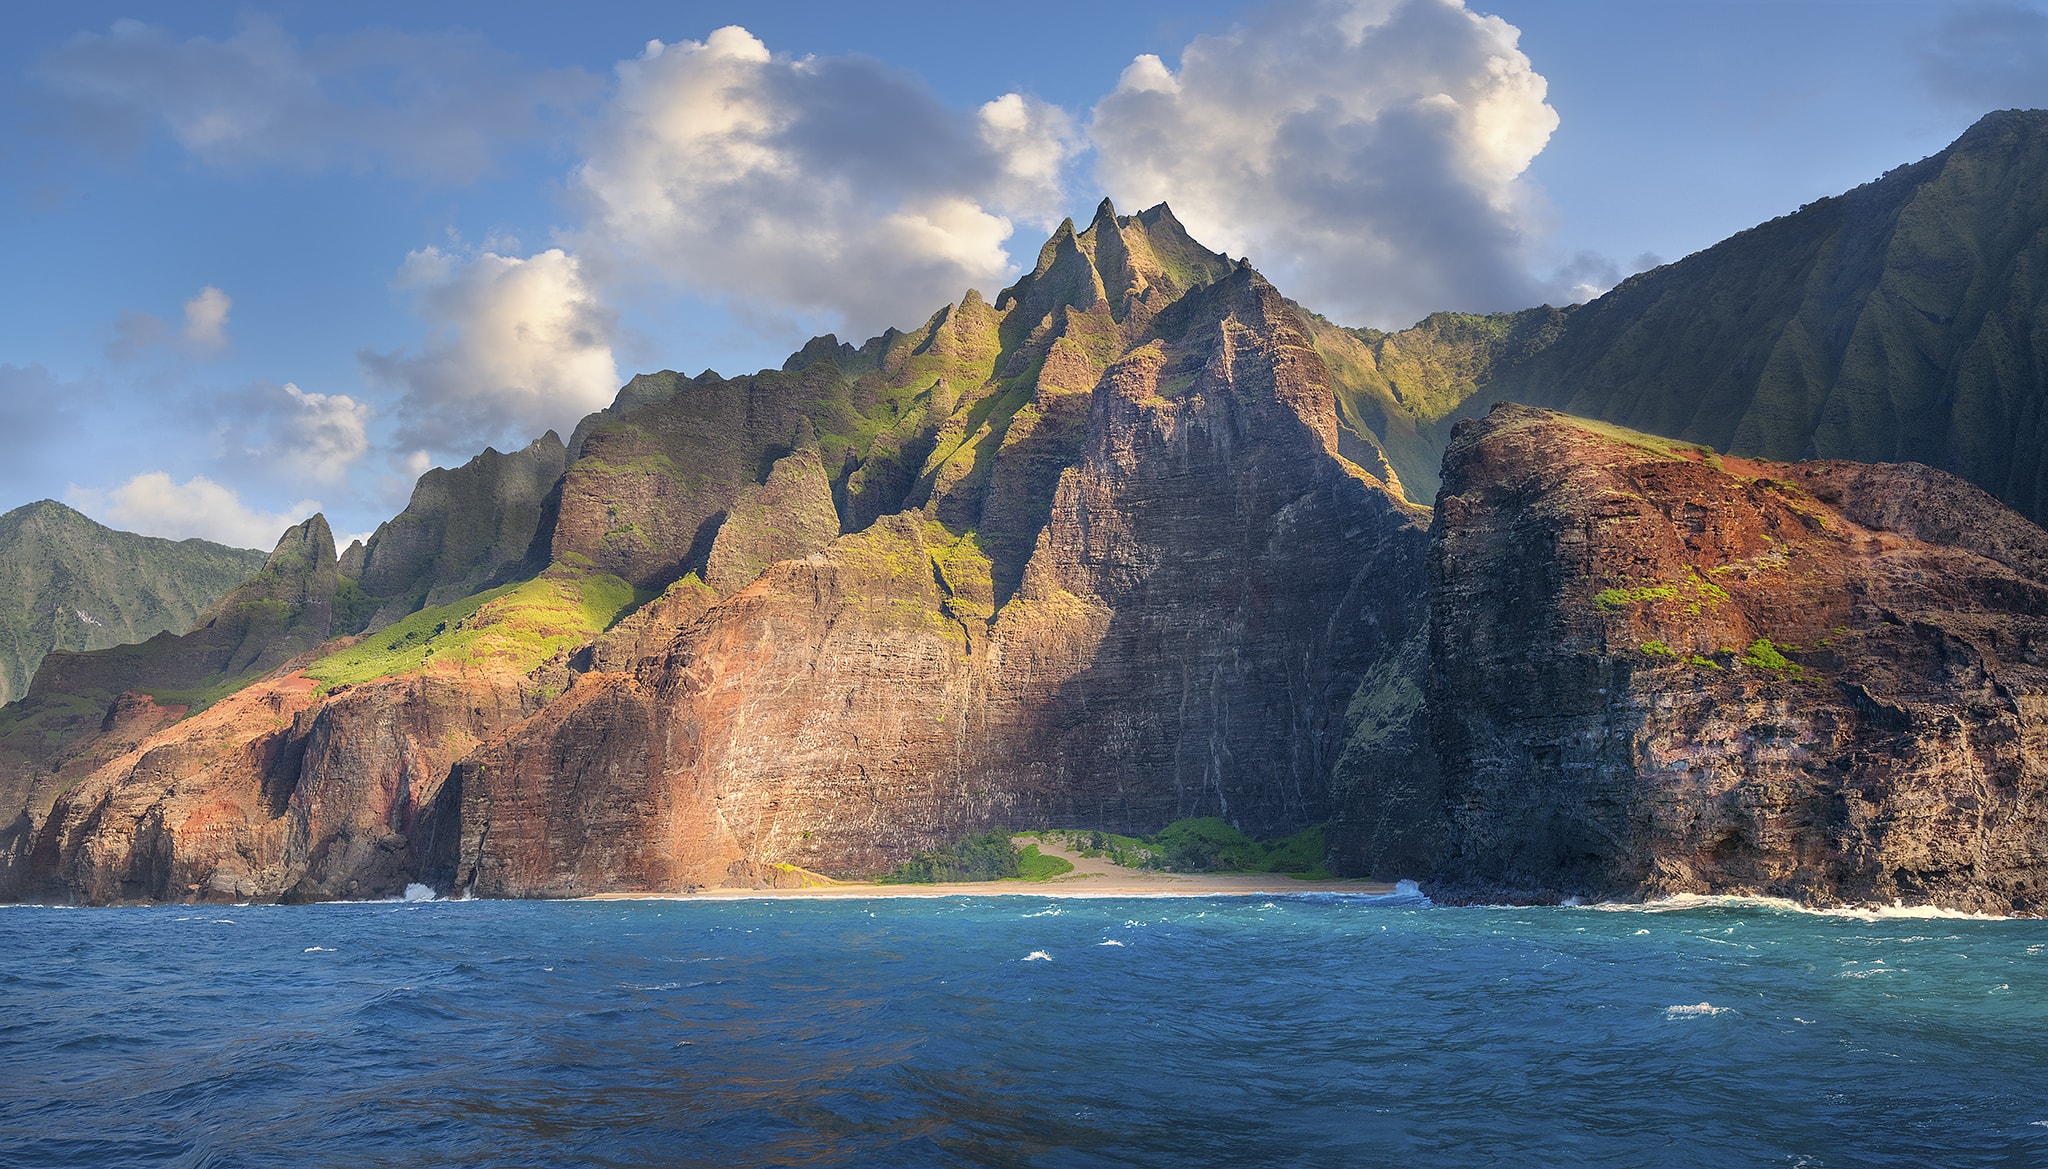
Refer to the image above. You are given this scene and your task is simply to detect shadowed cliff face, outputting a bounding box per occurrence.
[345,433,568,632]
[1428,405,2048,913]
[452,209,1433,897]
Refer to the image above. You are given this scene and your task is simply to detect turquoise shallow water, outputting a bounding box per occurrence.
[2,891,2045,1167]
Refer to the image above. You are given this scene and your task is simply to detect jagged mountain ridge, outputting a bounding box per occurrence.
[0,200,1431,903]
[1320,109,2048,519]
[0,501,268,707]
[7,115,2048,911]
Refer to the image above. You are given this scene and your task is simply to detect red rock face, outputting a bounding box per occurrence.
[21,207,2048,913]
[11,665,549,904]
[452,266,1433,896]
[1428,405,2048,912]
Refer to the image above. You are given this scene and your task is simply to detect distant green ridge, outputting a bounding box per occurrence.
[1318,109,2048,522]
[0,501,269,707]
[0,514,337,769]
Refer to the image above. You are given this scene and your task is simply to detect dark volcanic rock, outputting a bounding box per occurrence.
[1427,405,2048,913]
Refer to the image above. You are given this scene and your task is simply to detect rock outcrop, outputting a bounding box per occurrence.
[448,209,1431,897]
[348,434,568,630]
[1426,405,2048,913]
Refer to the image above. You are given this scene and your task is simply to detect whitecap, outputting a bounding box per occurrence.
[1098,939,1125,947]
[303,946,333,953]
[1022,950,1052,962]
[1021,907,1060,918]
[1589,892,2017,921]
[1664,1002,1731,1018]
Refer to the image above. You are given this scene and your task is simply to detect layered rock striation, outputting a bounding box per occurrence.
[9,186,2048,914]
[0,201,1435,904]
[450,204,1430,896]
[1426,405,2048,913]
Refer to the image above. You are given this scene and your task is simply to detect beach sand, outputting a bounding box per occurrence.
[585,836,1399,901]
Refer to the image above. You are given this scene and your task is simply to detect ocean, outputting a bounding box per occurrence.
[2,889,2043,1167]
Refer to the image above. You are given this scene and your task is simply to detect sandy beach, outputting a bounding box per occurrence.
[585,836,1400,901]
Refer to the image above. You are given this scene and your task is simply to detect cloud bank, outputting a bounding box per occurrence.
[219,381,371,484]
[70,472,318,550]
[1090,0,1559,327]
[570,26,1076,338]
[361,247,619,454]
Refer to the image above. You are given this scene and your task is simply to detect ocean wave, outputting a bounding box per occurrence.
[1022,951,1052,962]
[1580,893,2019,922]
[1664,1002,1731,1019]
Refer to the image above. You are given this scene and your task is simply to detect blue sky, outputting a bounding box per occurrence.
[0,0,2042,550]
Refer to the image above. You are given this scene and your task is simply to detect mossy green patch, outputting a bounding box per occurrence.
[305,571,645,687]
[1740,637,1804,676]
[1596,585,1680,608]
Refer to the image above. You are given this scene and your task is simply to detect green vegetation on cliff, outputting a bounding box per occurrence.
[306,570,644,688]
[1318,110,2048,523]
[0,501,268,707]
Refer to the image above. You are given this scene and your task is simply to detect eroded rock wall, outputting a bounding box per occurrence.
[1428,405,2048,912]
[454,258,1433,896]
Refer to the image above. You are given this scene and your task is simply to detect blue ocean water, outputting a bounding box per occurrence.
[2,891,2044,1168]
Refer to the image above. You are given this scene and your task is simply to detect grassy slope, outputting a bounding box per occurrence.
[306,571,645,689]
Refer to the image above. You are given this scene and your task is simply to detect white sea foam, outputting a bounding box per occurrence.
[303,946,333,953]
[1023,950,1052,962]
[403,884,437,902]
[1098,939,1125,947]
[1583,892,2019,921]
[1664,1002,1731,1018]
[1021,907,1060,918]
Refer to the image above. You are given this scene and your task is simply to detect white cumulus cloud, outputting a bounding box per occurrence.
[361,246,619,453]
[571,26,1077,338]
[1088,0,1560,327]
[182,285,231,351]
[107,285,234,360]
[70,472,319,550]
[225,381,370,483]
